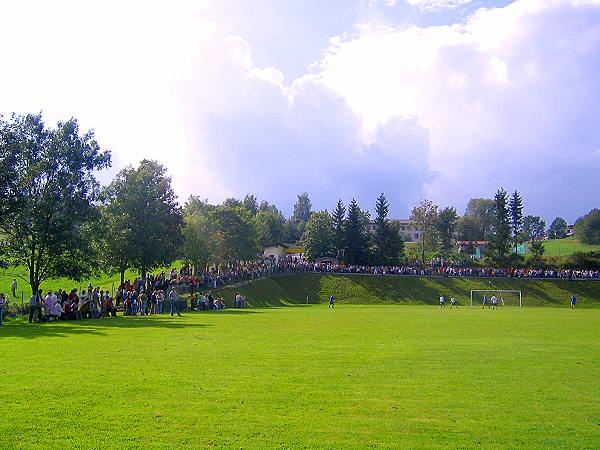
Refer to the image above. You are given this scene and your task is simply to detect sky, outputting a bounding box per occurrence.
[1,0,599,223]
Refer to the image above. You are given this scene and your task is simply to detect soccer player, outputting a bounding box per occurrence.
[450,297,458,309]
[329,294,335,308]
[439,295,445,308]
[482,295,489,309]
[570,294,576,309]
[491,295,498,310]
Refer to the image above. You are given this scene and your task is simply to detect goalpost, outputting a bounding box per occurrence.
[470,290,522,307]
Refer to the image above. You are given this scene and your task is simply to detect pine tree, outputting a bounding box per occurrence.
[332,199,346,257]
[509,190,524,254]
[292,192,312,223]
[344,199,370,265]
[489,188,511,264]
[374,193,404,265]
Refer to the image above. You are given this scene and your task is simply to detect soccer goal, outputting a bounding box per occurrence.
[470,290,522,307]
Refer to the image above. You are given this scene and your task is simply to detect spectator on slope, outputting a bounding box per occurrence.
[11,279,17,297]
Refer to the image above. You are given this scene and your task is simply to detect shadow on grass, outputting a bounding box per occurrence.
[0,315,213,339]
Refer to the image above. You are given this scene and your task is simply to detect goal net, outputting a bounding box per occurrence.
[470,290,522,307]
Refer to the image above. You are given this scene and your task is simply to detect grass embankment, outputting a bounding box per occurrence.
[543,236,600,257]
[1,306,599,449]
[218,273,600,308]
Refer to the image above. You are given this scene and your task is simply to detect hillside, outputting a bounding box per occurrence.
[218,273,600,308]
[542,236,600,256]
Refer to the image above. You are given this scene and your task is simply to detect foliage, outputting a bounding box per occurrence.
[242,194,258,216]
[373,193,404,265]
[253,209,285,247]
[548,217,568,239]
[0,113,111,294]
[409,199,439,263]
[574,209,600,245]
[102,160,182,280]
[331,199,346,255]
[212,205,258,263]
[344,199,371,265]
[464,198,495,240]
[181,214,217,271]
[509,190,524,253]
[436,207,458,256]
[456,215,480,241]
[523,215,546,261]
[301,211,336,260]
[282,219,304,244]
[292,192,312,223]
[488,188,511,264]
[184,196,215,216]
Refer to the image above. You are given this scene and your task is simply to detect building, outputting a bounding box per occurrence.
[367,219,422,242]
[263,243,305,261]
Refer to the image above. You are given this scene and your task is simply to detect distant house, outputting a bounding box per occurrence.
[456,240,487,260]
[263,243,305,261]
[368,219,422,242]
[566,225,575,236]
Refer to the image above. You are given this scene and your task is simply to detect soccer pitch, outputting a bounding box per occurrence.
[2,306,599,449]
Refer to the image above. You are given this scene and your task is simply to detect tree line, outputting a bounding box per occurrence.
[1,113,599,293]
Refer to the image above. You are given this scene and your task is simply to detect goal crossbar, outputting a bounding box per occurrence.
[470,290,522,307]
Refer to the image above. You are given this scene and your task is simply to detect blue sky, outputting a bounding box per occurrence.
[1,0,599,223]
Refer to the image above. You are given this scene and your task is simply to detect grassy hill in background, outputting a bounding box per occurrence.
[217,273,600,308]
[542,236,600,256]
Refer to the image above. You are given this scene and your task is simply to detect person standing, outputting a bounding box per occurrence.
[439,295,445,309]
[169,287,181,317]
[29,289,42,323]
[450,297,458,309]
[570,294,577,309]
[491,295,498,310]
[11,279,17,297]
[329,294,335,308]
[482,295,489,309]
[0,293,7,326]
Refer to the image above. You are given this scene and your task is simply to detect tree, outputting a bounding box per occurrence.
[373,193,404,265]
[409,199,439,263]
[293,192,312,223]
[301,211,335,260]
[181,213,217,272]
[574,209,600,245]
[212,205,258,263]
[548,217,568,239]
[0,113,111,294]
[254,209,285,247]
[465,198,495,240]
[184,195,215,216]
[488,188,511,264]
[523,215,546,261]
[332,199,346,255]
[456,215,480,241]
[509,190,524,254]
[344,199,370,265]
[436,207,458,256]
[282,219,303,244]
[103,160,182,282]
[242,194,258,216]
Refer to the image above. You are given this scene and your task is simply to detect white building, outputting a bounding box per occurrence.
[367,219,422,242]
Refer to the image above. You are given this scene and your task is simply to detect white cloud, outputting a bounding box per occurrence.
[316,0,600,219]
[405,0,473,11]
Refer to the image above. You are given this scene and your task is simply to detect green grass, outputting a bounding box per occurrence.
[217,273,600,308]
[1,305,599,449]
[543,236,600,257]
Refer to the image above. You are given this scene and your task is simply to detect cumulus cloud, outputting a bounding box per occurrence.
[1,0,599,221]
[405,0,473,11]
[316,0,600,220]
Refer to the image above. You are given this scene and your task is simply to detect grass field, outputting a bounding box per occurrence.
[218,274,600,308]
[1,305,599,449]
[543,236,600,257]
